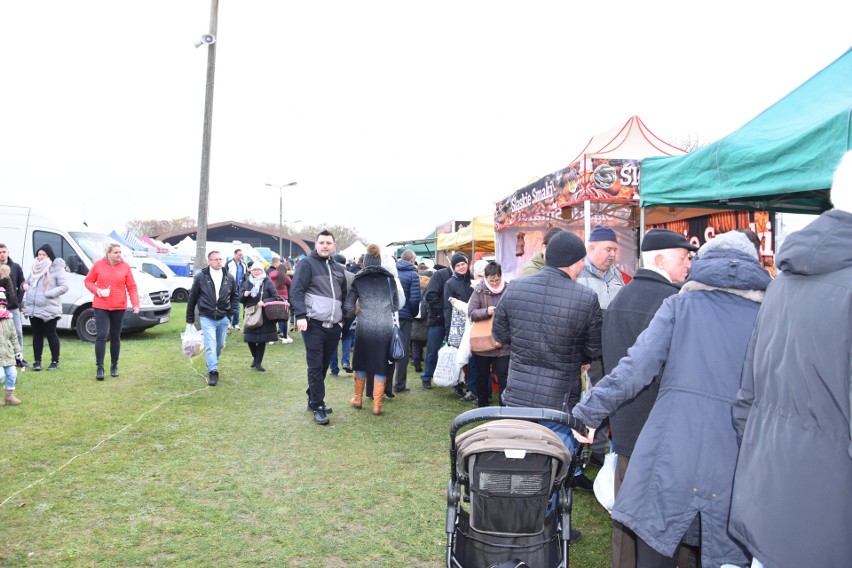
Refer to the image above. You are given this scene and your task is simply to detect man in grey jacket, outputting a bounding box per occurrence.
[290,230,347,426]
[730,152,852,568]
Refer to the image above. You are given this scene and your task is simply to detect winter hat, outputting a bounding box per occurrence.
[363,243,383,267]
[545,231,587,268]
[332,254,346,265]
[588,225,617,243]
[697,231,758,260]
[450,253,468,270]
[641,229,698,252]
[37,243,56,261]
[472,259,489,277]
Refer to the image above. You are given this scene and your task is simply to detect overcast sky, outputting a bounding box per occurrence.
[1,1,849,245]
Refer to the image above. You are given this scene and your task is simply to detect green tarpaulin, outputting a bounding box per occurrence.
[640,47,852,215]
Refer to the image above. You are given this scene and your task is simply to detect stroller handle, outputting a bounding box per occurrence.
[450,406,585,440]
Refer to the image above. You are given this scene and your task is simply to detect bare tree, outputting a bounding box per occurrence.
[127,217,197,237]
[299,224,366,250]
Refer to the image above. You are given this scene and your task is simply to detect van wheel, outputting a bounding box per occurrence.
[172,288,188,302]
[76,308,98,342]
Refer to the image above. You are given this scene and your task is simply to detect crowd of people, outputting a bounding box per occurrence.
[3,152,851,567]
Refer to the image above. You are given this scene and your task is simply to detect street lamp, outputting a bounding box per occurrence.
[284,219,301,259]
[265,182,297,258]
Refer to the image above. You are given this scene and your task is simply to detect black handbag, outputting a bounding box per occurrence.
[388,279,405,361]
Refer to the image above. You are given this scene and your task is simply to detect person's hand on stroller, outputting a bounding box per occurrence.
[573,425,595,445]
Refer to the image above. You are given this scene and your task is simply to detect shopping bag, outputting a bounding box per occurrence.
[456,318,471,366]
[262,300,290,322]
[447,305,467,348]
[593,451,618,513]
[243,304,264,329]
[470,318,501,352]
[434,344,464,387]
[389,323,405,361]
[181,324,203,358]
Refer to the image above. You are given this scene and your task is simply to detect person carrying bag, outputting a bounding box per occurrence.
[467,261,510,407]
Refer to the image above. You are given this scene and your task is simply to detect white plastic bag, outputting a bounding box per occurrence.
[593,451,617,513]
[434,344,464,387]
[456,315,472,365]
[181,324,203,358]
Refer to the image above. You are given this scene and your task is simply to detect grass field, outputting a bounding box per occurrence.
[2,304,611,567]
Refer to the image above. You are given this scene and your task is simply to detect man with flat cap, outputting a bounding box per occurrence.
[492,230,603,543]
[601,228,698,568]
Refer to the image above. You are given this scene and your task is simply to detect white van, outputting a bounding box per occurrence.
[0,205,171,341]
[125,254,193,302]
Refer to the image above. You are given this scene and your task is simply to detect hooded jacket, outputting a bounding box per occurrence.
[729,210,852,568]
[492,265,602,411]
[572,246,771,567]
[22,257,69,320]
[289,251,347,326]
[395,259,421,321]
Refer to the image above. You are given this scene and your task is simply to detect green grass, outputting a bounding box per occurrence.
[2,304,611,567]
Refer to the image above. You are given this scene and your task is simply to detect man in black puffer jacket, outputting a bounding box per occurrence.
[420,263,452,389]
[493,230,602,514]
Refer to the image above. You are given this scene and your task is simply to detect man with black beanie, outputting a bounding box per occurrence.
[492,230,602,542]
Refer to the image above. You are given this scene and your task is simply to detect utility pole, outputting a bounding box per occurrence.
[194,0,219,273]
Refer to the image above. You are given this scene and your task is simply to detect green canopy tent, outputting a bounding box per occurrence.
[387,232,437,259]
[640,47,852,217]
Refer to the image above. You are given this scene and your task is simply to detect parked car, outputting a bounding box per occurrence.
[125,255,194,302]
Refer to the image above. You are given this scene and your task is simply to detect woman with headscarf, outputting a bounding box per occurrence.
[571,231,771,568]
[84,243,139,380]
[239,264,279,371]
[21,244,68,371]
[343,244,401,415]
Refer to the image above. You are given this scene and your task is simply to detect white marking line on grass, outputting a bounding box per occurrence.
[1,360,210,508]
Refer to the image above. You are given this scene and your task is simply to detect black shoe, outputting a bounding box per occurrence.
[572,472,595,492]
[393,386,410,393]
[255,364,266,372]
[342,365,353,374]
[306,404,333,414]
[330,371,339,376]
[110,365,119,378]
[46,361,59,371]
[207,371,219,386]
[569,528,583,544]
[413,364,423,373]
[96,365,105,381]
[250,359,257,368]
[313,406,330,425]
[33,361,42,372]
[385,391,395,399]
[422,381,432,390]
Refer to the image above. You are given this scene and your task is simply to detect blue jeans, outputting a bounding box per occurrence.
[230,305,242,327]
[3,365,17,390]
[200,316,229,372]
[421,325,445,381]
[541,420,582,477]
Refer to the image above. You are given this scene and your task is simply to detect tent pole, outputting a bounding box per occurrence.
[640,207,646,249]
[584,200,591,242]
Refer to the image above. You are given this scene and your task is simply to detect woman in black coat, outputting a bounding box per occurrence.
[343,244,399,415]
[239,265,279,371]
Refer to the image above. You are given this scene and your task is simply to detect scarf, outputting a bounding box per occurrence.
[0,307,11,319]
[484,280,506,295]
[31,258,52,290]
[248,272,266,298]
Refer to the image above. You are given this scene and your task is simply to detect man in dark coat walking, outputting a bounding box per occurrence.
[392,249,421,392]
[420,263,451,389]
[602,228,697,568]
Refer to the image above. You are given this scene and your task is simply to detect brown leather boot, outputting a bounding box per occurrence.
[351,377,366,409]
[372,378,385,415]
[5,389,21,406]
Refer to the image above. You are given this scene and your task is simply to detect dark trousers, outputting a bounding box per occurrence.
[612,454,637,568]
[473,354,509,407]
[94,308,125,366]
[422,324,445,380]
[247,341,267,364]
[302,320,341,409]
[636,537,678,568]
[393,319,413,390]
[30,316,60,363]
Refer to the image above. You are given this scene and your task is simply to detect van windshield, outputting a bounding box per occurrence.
[69,232,113,263]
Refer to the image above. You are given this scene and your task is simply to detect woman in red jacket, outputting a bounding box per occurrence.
[84,243,139,380]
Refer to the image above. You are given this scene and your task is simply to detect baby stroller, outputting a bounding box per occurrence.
[446,407,585,568]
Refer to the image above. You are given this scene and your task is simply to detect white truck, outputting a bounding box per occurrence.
[0,206,171,341]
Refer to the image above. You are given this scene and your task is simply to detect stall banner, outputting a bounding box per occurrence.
[555,158,641,207]
[495,159,642,231]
